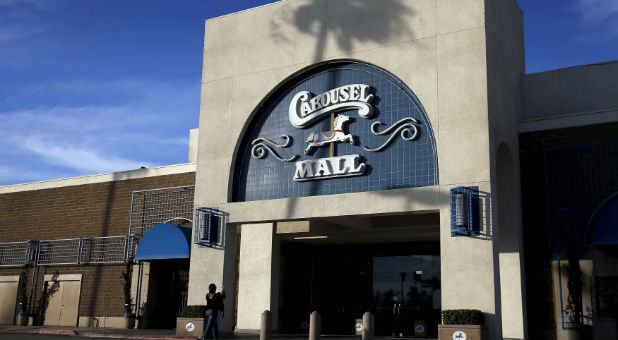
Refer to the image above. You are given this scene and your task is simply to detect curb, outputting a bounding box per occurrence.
[38,329,79,335]
[80,333,195,340]
[36,328,195,340]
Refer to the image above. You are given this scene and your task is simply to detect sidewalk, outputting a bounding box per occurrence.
[0,326,434,340]
[0,326,304,340]
[0,325,195,340]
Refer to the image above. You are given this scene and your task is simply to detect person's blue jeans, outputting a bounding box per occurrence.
[203,309,218,339]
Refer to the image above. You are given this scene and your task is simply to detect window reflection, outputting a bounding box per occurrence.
[373,255,441,335]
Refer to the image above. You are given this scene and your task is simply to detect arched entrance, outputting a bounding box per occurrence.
[134,223,192,329]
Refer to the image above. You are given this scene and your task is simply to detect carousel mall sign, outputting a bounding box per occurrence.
[288,84,374,128]
[293,154,365,181]
[289,84,372,181]
[250,83,420,181]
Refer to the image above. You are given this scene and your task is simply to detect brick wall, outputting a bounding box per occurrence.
[0,172,195,320]
[1,264,126,319]
[0,172,195,241]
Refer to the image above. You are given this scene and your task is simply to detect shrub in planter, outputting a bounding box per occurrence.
[180,305,206,318]
[442,309,484,325]
[438,309,485,340]
[177,305,206,337]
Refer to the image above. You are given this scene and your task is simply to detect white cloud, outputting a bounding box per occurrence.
[569,0,618,43]
[22,137,151,173]
[0,165,61,184]
[574,0,618,23]
[0,77,199,185]
[0,0,57,43]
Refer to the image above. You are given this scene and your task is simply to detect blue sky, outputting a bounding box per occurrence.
[0,0,616,186]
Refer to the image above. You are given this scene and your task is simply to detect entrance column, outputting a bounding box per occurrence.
[440,184,499,338]
[236,223,280,332]
[496,144,527,340]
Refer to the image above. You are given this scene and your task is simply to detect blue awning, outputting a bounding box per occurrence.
[135,223,192,260]
[585,193,618,246]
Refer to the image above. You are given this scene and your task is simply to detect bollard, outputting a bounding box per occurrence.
[309,311,321,340]
[260,310,272,340]
[362,311,374,340]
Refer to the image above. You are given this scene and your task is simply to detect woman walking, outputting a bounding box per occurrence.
[202,283,225,340]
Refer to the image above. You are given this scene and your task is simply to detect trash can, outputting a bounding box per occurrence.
[355,318,363,335]
[414,320,426,337]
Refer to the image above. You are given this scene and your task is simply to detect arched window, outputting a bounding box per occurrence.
[232,61,438,202]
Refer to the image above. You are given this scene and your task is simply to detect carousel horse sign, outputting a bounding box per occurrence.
[289,84,373,181]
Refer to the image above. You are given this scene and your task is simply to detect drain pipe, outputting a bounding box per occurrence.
[135,261,144,320]
[27,241,39,318]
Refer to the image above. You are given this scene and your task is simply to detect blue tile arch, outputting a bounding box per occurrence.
[231,60,438,202]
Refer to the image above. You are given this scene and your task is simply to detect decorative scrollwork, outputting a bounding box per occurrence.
[251,135,298,162]
[362,117,420,152]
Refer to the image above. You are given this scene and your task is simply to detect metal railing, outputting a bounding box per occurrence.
[37,238,82,265]
[0,240,35,267]
[4,185,197,266]
[36,235,134,266]
[80,235,129,264]
[129,185,195,237]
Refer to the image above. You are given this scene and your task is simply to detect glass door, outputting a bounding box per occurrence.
[373,255,441,337]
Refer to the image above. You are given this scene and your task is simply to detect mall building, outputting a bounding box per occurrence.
[1,1,616,339]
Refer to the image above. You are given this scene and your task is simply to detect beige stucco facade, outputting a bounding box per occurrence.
[0,1,614,337]
[189,0,527,339]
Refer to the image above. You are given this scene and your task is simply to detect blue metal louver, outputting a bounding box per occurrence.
[194,207,228,248]
[450,186,480,236]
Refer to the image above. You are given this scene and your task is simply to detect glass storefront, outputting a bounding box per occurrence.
[373,255,441,336]
[279,241,441,337]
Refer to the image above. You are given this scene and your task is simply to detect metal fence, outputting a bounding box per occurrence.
[126,234,140,262]
[3,185,196,266]
[129,185,195,236]
[36,235,132,266]
[80,236,129,264]
[37,238,82,265]
[0,241,34,267]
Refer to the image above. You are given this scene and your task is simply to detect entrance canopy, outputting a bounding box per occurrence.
[135,223,192,260]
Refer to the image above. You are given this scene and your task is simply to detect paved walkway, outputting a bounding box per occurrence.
[0,326,192,340]
[0,326,437,340]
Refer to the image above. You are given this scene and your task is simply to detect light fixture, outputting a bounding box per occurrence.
[293,235,328,240]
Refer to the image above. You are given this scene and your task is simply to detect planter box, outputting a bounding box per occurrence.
[177,317,204,337]
[438,324,485,340]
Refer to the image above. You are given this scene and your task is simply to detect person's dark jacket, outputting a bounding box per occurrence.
[205,292,225,312]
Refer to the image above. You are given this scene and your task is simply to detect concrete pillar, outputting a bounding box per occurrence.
[362,311,374,340]
[260,310,272,340]
[309,311,321,340]
[236,223,279,332]
[496,145,527,340]
[187,225,236,332]
[439,183,499,338]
